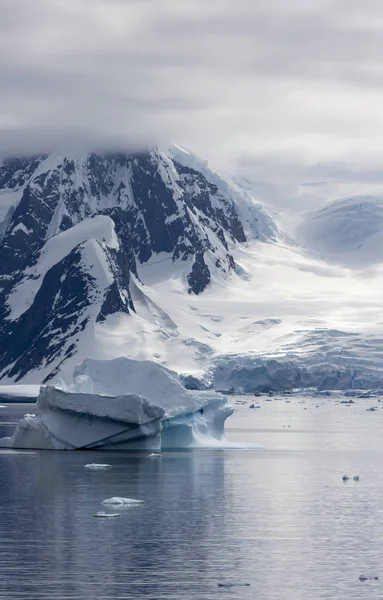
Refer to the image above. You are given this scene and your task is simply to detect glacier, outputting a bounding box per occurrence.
[0,358,233,450]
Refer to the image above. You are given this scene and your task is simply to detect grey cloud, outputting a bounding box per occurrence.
[1,0,383,200]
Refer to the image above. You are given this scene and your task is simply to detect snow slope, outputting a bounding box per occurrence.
[6,215,118,320]
[0,146,278,384]
[297,196,383,267]
[0,146,383,390]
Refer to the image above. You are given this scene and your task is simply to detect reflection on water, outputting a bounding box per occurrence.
[0,400,383,599]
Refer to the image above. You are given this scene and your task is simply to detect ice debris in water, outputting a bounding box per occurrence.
[85,464,112,470]
[217,581,251,588]
[359,575,379,581]
[102,497,145,506]
[342,475,350,481]
[147,453,162,458]
[93,512,120,518]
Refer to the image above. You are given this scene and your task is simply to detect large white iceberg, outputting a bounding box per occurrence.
[0,358,233,450]
[73,358,233,448]
[0,385,164,450]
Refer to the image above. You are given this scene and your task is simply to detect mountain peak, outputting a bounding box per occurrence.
[0,147,277,383]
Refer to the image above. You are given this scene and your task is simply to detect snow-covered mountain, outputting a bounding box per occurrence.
[0,145,276,383]
[297,196,383,267]
[2,143,383,392]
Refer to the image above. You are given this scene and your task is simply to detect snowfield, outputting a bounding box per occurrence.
[91,237,383,392]
[6,215,118,321]
[0,146,383,392]
[297,195,383,267]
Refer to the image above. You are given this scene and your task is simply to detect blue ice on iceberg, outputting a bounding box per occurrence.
[0,358,233,450]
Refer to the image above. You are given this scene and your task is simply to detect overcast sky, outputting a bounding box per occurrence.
[2,0,383,190]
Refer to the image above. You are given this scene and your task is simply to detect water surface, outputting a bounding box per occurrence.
[0,397,382,599]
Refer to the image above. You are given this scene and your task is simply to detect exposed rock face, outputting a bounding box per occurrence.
[0,147,276,382]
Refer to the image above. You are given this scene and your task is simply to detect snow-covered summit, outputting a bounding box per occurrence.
[297,195,383,267]
[3,143,383,392]
[0,146,277,383]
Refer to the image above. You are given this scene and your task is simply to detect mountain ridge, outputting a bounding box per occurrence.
[0,146,276,383]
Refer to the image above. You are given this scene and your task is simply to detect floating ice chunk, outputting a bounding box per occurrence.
[147,453,162,458]
[217,581,251,588]
[85,464,112,470]
[93,512,120,518]
[0,385,164,450]
[161,399,233,449]
[102,497,145,506]
[0,413,54,449]
[1,358,234,451]
[75,357,229,417]
[359,574,379,581]
[75,357,233,448]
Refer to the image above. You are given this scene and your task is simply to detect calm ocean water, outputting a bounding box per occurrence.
[0,396,382,599]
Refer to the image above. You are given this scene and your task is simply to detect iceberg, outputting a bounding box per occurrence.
[101,497,145,506]
[74,357,233,448]
[0,385,164,450]
[0,358,233,450]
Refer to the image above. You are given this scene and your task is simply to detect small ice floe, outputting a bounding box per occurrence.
[217,581,251,588]
[85,463,112,470]
[353,475,360,481]
[342,474,350,481]
[102,497,145,506]
[359,574,379,582]
[147,453,162,458]
[93,512,120,518]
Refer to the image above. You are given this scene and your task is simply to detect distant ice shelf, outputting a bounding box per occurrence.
[0,358,233,450]
[0,385,40,403]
